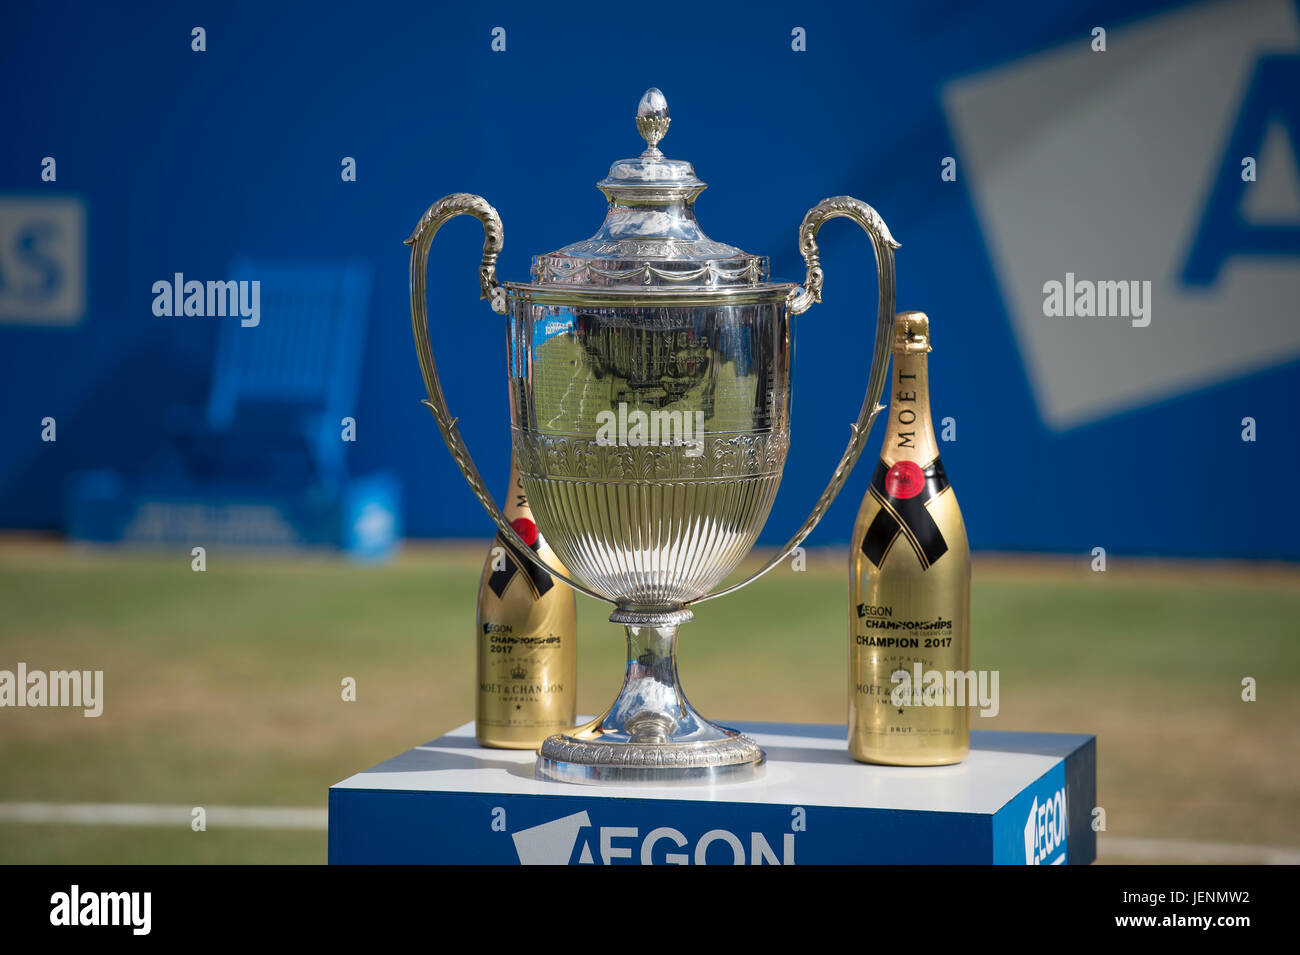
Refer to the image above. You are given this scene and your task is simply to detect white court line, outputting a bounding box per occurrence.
[0,802,326,830]
[1102,836,1300,865]
[1,804,1296,863]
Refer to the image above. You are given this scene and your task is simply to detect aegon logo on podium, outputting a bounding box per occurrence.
[511,810,800,865]
[1024,786,1068,865]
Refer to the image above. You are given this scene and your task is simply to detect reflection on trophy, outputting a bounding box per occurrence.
[408,88,899,784]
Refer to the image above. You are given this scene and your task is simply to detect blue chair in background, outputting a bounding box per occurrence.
[182,260,368,488]
[67,260,401,560]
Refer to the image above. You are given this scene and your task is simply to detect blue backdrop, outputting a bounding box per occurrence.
[2,0,1297,558]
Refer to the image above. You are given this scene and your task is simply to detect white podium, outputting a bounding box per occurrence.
[329,721,1095,864]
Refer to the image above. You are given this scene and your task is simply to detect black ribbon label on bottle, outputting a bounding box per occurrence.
[488,517,555,599]
[860,457,950,570]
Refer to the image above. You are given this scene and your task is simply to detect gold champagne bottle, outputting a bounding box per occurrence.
[849,311,971,765]
[475,457,578,749]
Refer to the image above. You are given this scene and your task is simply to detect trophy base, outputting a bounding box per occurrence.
[536,726,766,786]
[534,611,766,785]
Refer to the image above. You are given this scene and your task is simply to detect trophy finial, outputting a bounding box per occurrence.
[636,88,670,158]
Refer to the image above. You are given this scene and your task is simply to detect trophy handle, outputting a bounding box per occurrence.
[406,193,611,604]
[696,196,899,605]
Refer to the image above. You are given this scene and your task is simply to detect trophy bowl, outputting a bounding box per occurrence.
[408,89,898,784]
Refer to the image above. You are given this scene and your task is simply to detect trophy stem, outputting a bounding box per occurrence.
[609,622,688,744]
[535,614,765,785]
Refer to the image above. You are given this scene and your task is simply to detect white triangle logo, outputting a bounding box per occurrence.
[511,811,591,865]
[944,0,1300,428]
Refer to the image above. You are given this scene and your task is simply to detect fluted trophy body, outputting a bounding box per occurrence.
[509,301,790,610]
[407,88,898,784]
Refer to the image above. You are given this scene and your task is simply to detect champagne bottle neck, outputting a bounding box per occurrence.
[499,455,569,579]
[503,457,531,521]
[881,349,939,466]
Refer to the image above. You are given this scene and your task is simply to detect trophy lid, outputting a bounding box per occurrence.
[528,88,774,292]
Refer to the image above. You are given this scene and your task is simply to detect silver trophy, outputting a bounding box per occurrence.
[408,89,897,784]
